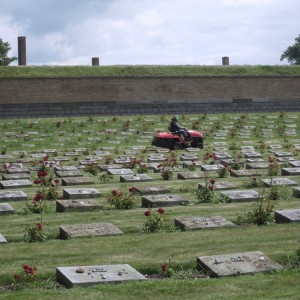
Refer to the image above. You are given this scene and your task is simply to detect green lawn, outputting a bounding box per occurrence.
[0,112,299,299]
[1,65,300,77]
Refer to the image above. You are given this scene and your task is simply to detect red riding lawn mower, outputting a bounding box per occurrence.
[151,129,204,151]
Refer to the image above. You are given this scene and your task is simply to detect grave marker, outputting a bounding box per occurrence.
[275,209,300,223]
[197,251,282,277]
[120,174,152,182]
[0,203,15,215]
[220,190,262,202]
[174,216,236,230]
[0,190,27,202]
[0,233,7,243]
[61,177,95,186]
[63,188,101,199]
[56,264,147,288]
[60,223,123,239]
[141,194,188,207]
[0,179,32,189]
[131,185,170,195]
[261,178,297,187]
[56,199,102,212]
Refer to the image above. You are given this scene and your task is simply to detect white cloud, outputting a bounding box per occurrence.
[1,0,299,65]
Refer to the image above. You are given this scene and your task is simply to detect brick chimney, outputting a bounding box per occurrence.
[18,36,26,65]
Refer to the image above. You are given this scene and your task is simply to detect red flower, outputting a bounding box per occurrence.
[161,263,168,271]
[37,223,42,231]
[128,187,136,192]
[209,185,214,191]
[54,179,60,184]
[34,193,43,201]
[34,179,42,184]
[38,171,48,178]
[112,190,118,196]
[144,209,151,216]
[14,274,21,280]
[209,178,215,185]
[157,207,165,215]
[23,264,30,270]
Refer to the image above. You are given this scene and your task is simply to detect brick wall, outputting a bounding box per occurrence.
[0,76,300,118]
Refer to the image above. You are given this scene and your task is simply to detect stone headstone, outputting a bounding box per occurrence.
[55,166,78,172]
[281,168,300,176]
[245,163,269,170]
[174,216,236,230]
[120,174,152,182]
[63,188,101,199]
[198,181,236,191]
[5,167,30,174]
[0,233,7,243]
[131,185,170,195]
[230,169,261,177]
[2,173,30,180]
[107,168,134,175]
[220,190,262,203]
[0,190,27,202]
[292,187,300,197]
[261,178,297,187]
[289,160,300,167]
[55,170,83,178]
[61,177,94,186]
[99,164,123,171]
[60,223,123,239]
[0,203,15,215]
[201,164,224,172]
[197,251,282,277]
[56,264,146,288]
[56,199,102,213]
[275,209,300,223]
[177,172,207,180]
[141,194,188,208]
[0,179,32,189]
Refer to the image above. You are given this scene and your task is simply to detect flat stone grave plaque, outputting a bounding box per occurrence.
[80,160,98,165]
[214,153,232,160]
[177,172,207,180]
[120,174,152,182]
[182,161,203,168]
[281,168,300,176]
[175,216,236,230]
[275,209,300,223]
[147,156,165,163]
[180,155,198,161]
[55,170,83,178]
[56,264,147,288]
[5,167,30,174]
[246,163,269,169]
[197,251,282,278]
[274,151,292,158]
[60,223,123,240]
[261,178,297,187]
[63,188,101,199]
[289,161,300,167]
[141,194,188,207]
[53,157,70,162]
[0,179,32,189]
[0,191,27,202]
[201,164,224,172]
[107,168,134,175]
[230,169,261,177]
[54,166,78,172]
[198,181,236,191]
[186,148,201,152]
[0,233,7,243]
[114,158,131,164]
[56,199,102,213]
[0,203,14,215]
[220,190,262,203]
[0,155,13,159]
[2,173,30,180]
[268,145,282,150]
[64,152,79,156]
[246,158,265,163]
[99,164,123,171]
[62,177,94,186]
[292,187,300,197]
[131,185,170,195]
[244,152,262,158]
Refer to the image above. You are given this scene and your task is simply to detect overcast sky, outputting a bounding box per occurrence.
[1,0,299,66]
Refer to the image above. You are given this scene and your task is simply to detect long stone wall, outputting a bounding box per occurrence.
[0,76,300,118]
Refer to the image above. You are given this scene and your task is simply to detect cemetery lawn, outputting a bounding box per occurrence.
[1,64,300,77]
[0,112,300,299]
